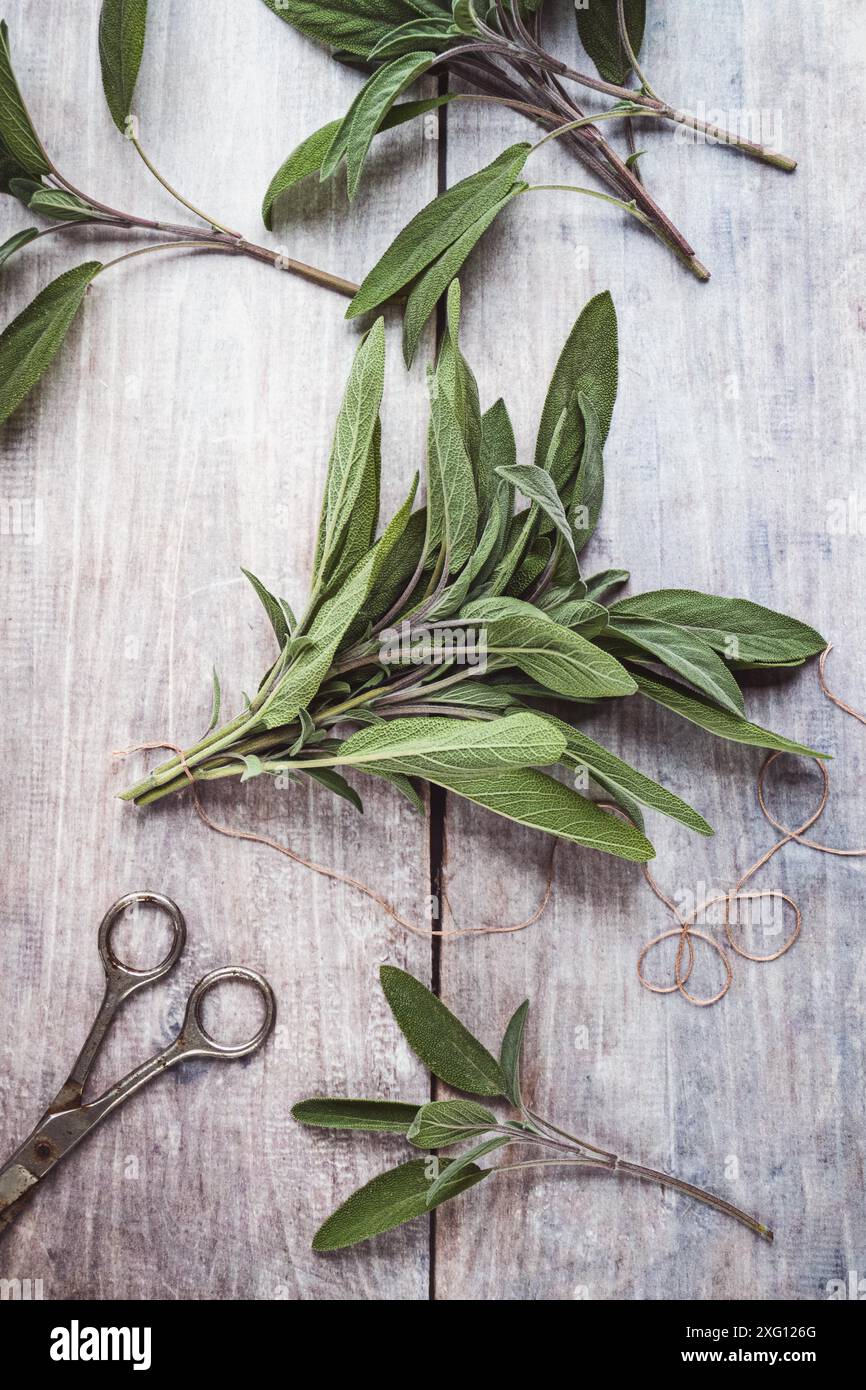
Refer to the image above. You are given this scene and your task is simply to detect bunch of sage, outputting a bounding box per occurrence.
[122,282,825,864]
[262,0,797,361]
[294,965,774,1249]
[0,3,354,426]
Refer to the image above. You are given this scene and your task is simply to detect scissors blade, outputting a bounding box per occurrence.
[0,1162,39,1234]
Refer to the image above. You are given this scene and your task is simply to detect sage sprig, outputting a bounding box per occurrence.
[294,965,774,1250]
[0,5,355,425]
[262,1,798,357]
[121,284,826,863]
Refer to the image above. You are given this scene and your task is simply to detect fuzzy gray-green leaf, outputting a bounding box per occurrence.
[0,21,50,175]
[292,1098,420,1133]
[499,1000,529,1108]
[535,290,618,470]
[606,616,746,715]
[0,225,37,270]
[609,590,827,665]
[0,261,101,425]
[99,0,149,133]
[380,965,507,1096]
[311,1156,488,1251]
[577,0,646,85]
[407,1098,497,1148]
[634,671,828,758]
[322,51,436,198]
[262,95,453,228]
[347,142,531,319]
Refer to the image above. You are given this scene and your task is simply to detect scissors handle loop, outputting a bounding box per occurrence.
[178,967,277,1060]
[98,891,186,993]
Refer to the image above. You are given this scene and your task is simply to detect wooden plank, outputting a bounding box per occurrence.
[435,0,866,1299]
[0,1,440,1299]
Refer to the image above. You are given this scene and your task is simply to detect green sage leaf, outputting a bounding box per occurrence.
[425,1135,508,1205]
[634,671,828,759]
[292,1098,421,1133]
[535,290,618,470]
[606,616,746,715]
[380,964,506,1096]
[347,142,532,319]
[304,767,364,812]
[368,16,457,58]
[323,711,568,776]
[499,999,529,1108]
[609,590,827,665]
[322,51,436,199]
[549,719,713,836]
[577,0,646,86]
[428,369,479,572]
[402,185,525,365]
[261,0,422,59]
[311,1156,488,1251]
[430,764,656,860]
[0,21,50,175]
[0,261,102,425]
[262,95,454,228]
[407,1098,497,1148]
[495,461,575,558]
[313,317,386,587]
[466,606,636,698]
[0,225,37,269]
[241,568,292,648]
[584,568,629,601]
[98,0,149,133]
[27,188,100,222]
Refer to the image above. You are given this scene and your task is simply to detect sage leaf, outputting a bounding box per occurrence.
[468,607,637,698]
[304,767,364,812]
[368,17,457,59]
[27,188,101,222]
[406,1098,497,1148]
[425,1135,509,1205]
[206,667,222,734]
[261,483,415,729]
[322,52,436,199]
[499,1000,529,1108]
[0,225,37,269]
[321,711,568,776]
[428,371,479,572]
[313,318,386,587]
[606,616,746,715]
[380,964,507,1096]
[311,1157,488,1251]
[584,567,629,602]
[634,671,828,759]
[535,290,618,469]
[549,720,713,836]
[241,568,292,648]
[609,590,827,665]
[292,1098,421,1133]
[427,765,656,861]
[362,767,426,813]
[262,95,453,228]
[347,143,532,319]
[0,21,50,175]
[0,261,101,425]
[570,392,604,554]
[495,461,576,558]
[261,0,422,59]
[98,0,149,133]
[577,0,646,86]
[402,185,525,365]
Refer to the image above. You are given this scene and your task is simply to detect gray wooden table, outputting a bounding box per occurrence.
[1,1,863,1301]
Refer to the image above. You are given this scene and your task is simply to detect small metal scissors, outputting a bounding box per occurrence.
[0,891,276,1235]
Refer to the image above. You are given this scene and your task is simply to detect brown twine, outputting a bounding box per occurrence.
[114,646,861,973]
[636,645,866,1006]
[112,741,557,943]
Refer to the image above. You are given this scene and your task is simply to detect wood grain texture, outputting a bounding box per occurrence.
[0,0,863,1303]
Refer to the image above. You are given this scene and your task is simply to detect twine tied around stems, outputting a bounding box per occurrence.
[114,648,861,983]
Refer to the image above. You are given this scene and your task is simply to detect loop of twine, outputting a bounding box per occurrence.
[636,645,866,1006]
[114,647,862,981]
